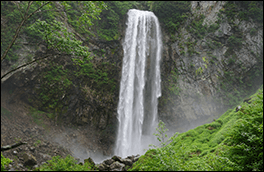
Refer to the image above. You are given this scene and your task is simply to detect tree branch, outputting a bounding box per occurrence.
[1,54,50,80]
[25,1,51,21]
[1,1,32,62]
[1,1,51,62]
[1,141,27,152]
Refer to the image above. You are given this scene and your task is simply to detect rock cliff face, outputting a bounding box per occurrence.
[159,1,263,133]
[1,1,263,156]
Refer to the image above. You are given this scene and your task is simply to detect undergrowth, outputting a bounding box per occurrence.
[36,155,96,171]
[1,153,12,171]
[130,87,263,171]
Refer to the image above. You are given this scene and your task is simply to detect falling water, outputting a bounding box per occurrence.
[115,9,162,158]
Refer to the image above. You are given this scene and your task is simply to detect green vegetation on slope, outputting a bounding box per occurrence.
[95,1,139,41]
[1,153,97,171]
[37,155,96,171]
[130,87,263,171]
[151,1,191,34]
[1,153,12,171]
[1,1,106,64]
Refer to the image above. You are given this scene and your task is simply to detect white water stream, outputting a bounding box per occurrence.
[115,9,162,158]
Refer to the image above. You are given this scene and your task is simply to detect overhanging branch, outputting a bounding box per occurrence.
[1,141,27,152]
[1,54,50,80]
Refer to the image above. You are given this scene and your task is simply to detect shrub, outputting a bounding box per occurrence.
[38,155,94,171]
[1,153,12,171]
[152,1,191,34]
[225,89,263,171]
[227,35,242,48]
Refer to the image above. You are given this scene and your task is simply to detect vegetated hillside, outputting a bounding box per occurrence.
[131,86,263,171]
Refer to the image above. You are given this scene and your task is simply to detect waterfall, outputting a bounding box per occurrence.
[115,9,162,158]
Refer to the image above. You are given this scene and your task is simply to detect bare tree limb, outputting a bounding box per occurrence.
[1,141,27,152]
[1,54,50,80]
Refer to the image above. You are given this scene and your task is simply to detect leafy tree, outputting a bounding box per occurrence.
[150,120,178,148]
[1,1,106,80]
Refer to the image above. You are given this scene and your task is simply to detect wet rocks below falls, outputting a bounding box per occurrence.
[94,154,140,171]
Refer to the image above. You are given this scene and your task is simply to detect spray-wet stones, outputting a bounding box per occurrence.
[95,154,141,171]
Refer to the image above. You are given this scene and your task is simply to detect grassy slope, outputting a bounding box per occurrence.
[130,86,263,171]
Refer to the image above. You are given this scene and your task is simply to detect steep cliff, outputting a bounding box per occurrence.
[158,1,263,133]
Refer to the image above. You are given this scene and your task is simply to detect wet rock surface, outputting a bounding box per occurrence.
[95,154,140,171]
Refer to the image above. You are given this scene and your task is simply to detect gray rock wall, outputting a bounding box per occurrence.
[159,1,263,133]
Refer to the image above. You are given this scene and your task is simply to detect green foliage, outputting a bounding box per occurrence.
[168,68,181,95]
[27,107,52,129]
[39,64,72,111]
[224,1,263,23]
[1,1,105,64]
[38,155,94,171]
[95,1,138,40]
[202,56,208,64]
[130,88,263,171]
[212,40,222,48]
[65,1,106,37]
[225,90,263,171]
[151,1,191,34]
[228,57,236,65]
[1,1,59,62]
[34,140,42,147]
[185,40,199,56]
[1,1,24,62]
[208,23,219,33]
[188,14,207,39]
[227,35,243,48]
[73,59,116,93]
[195,67,204,76]
[1,153,12,171]
[28,19,90,59]
[150,120,177,148]
[250,28,258,36]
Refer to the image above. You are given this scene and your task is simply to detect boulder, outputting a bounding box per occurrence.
[103,158,114,165]
[111,155,122,162]
[127,155,134,161]
[109,161,125,171]
[97,163,107,171]
[121,158,133,166]
[23,152,37,167]
[133,155,140,163]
